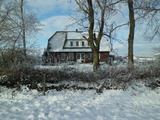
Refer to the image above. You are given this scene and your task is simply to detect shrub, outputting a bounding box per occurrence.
[0,60,160,91]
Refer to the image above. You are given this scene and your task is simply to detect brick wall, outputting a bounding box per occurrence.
[99,52,109,62]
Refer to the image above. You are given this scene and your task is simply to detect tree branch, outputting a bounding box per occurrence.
[75,0,89,14]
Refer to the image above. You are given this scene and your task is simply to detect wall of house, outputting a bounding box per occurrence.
[46,52,109,64]
[84,53,92,63]
[99,52,109,62]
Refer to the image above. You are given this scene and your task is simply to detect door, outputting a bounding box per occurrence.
[76,53,85,63]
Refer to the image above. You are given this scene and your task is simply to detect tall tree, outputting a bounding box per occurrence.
[127,0,135,65]
[75,0,119,71]
[126,0,160,65]
[13,0,41,60]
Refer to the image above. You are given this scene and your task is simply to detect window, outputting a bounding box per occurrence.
[77,53,80,59]
[88,53,93,62]
[76,41,79,46]
[82,41,84,46]
[88,53,92,59]
[69,53,74,60]
[81,53,84,59]
[70,41,73,46]
[76,53,85,63]
[61,53,66,60]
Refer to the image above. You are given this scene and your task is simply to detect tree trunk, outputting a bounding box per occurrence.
[127,0,135,66]
[75,0,106,71]
[93,49,99,71]
[20,0,26,59]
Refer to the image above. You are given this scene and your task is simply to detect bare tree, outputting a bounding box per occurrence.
[75,0,120,71]
[126,0,160,64]
[0,0,41,68]
[74,0,159,68]
[122,0,150,65]
[0,0,16,67]
[127,0,135,65]
[13,0,41,60]
[139,0,160,41]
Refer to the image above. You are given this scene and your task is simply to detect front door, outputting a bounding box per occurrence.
[76,53,85,63]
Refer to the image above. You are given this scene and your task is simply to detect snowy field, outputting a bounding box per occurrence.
[0,83,160,120]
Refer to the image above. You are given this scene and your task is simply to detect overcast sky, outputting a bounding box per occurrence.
[26,0,160,57]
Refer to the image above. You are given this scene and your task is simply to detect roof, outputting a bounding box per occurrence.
[48,32,66,52]
[47,31,110,52]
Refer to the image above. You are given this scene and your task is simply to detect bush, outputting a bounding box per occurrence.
[0,60,160,91]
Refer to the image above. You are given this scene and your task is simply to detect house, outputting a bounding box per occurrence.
[43,31,111,64]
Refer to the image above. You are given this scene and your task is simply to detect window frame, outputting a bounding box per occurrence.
[60,53,66,60]
[69,53,74,61]
[70,41,73,47]
[82,41,85,46]
[76,41,79,46]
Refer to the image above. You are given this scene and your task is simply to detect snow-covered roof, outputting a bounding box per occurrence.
[48,32,66,52]
[47,31,110,52]
[67,31,88,39]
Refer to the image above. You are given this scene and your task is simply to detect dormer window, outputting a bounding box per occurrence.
[76,41,79,46]
[70,41,73,46]
[82,41,84,46]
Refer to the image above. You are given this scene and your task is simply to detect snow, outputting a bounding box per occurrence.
[0,84,160,120]
[67,31,87,39]
[35,62,111,73]
[35,63,94,72]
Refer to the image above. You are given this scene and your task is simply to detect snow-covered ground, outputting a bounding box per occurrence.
[0,83,160,120]
[35,63,94,72]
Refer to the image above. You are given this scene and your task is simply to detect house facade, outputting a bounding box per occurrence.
[43,31,111,64]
